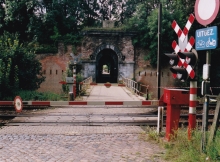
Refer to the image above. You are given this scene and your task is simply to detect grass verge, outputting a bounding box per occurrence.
[141,126,220,162]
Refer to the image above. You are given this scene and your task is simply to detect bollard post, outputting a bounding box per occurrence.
[146,85,149,100]
[157,106,164,134]
[139,83,141,96]
[69,92,74,101]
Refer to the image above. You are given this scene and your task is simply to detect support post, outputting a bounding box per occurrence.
[157,106,164,134]
[188,81,197,139]
[73,63,77,100]
[68,92,74,101]
[208,97,220,145]
[201,50,211,152]
[201,95,209,152]
[157,3,162,99]
[146,85,149,100]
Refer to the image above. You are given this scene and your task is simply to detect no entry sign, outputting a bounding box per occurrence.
[195,0,219,26]
[14,96,23,113]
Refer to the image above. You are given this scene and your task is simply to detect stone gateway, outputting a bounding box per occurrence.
[38,29,175,99]
[81,30,136,83]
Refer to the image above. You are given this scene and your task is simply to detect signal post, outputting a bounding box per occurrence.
[165,50,198,138]
[165,14,198,139]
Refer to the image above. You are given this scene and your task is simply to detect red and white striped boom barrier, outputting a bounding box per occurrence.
[0,100,159,107]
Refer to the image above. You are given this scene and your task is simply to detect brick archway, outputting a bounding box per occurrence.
[92,43,123,62]
[96,49,118,83]
[81,30,136,83]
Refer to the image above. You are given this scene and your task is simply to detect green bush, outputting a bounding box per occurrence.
[17,90,65,101]
[34,45,58,54]
[0,32,45,100]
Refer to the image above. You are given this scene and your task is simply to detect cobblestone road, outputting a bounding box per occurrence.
[0,126,165,162]
[0,86,165,162]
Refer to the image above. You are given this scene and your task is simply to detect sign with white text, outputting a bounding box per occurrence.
[195,26,218,50]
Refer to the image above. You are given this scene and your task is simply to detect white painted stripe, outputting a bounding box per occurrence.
[123,101,142,106]
[189,107,196,114]
[174,46,180,53]
[185,42,192,51]
[23,101,32,105]
[87,101,105,105]
[186,65,192,73]
[151,100,159,106]
[190,81,197,87]
[180,34,185,42]
[190,94,197,101]
[174,26,180,34]
[180,58,185,64]
[185,21,191,30]
[50,101,69,106]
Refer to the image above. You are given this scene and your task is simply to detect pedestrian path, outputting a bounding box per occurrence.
[83,84,145,101]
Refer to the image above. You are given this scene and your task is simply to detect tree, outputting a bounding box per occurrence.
[0,32,45,99]
[3,0,43,42]
[124,1,175,66]
[81,0,100,27]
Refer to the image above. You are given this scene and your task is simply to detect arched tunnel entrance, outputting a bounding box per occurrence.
[96,49,118,83]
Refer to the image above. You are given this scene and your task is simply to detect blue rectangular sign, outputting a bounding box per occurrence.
[195,26,218,50]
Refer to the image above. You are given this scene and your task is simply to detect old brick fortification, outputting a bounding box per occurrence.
[36,44,73,94]
[80,30,136,82]
[134,47,175,99]
[37,29,176,99]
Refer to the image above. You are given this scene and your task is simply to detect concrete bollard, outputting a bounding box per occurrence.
[68,92,74,101]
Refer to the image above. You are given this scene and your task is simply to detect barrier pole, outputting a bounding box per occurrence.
[188,81,197,139]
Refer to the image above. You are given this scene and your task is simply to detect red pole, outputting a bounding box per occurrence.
[166,104,181,141]
[188,81,197,139]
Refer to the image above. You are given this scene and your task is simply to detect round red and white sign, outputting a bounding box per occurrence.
[195,0,219,26]
[14,96,23,113]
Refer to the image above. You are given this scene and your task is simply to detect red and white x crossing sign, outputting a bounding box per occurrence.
[171,14,196,79]
[172,14,195,43]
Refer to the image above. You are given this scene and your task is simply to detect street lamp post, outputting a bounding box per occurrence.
[157,2,162,99]
[157,0,168,99]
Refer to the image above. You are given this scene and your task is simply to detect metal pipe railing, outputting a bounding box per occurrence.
[120,75,149,100]
[79,76,93,92]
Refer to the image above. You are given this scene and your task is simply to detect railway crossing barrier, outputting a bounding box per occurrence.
[0,100,159,106]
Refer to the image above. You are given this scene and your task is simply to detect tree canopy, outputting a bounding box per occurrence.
[0,0,220,94]
[0,32,45,99]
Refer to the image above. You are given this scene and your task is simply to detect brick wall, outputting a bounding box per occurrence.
[36,46,70,93]
[80,34,135,62]
[37,39,177,97]
[134,47,176,99]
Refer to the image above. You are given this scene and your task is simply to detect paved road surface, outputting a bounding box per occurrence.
[84,85,145,101]
[0,85,165,162]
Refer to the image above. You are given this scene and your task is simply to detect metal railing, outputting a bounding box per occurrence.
[80,76,93,91]
[120,75,149,100]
